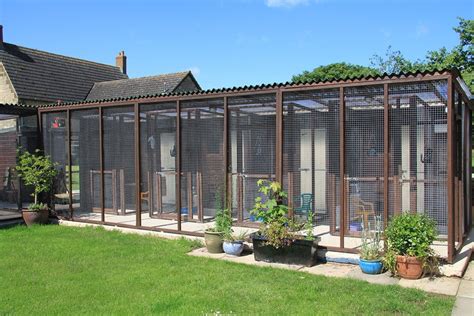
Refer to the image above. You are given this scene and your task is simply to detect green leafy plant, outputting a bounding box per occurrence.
[383,212,438,274]
[251,180,307,248]
[251,180,288,225]
[16,149,58,211]
[360,215,383,260]
[206,186,232,234]
[223,230,247,242]
[304,210,315,241]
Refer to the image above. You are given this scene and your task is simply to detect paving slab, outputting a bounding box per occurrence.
[457,280,474,299]
[463,262,474,281]
[301,262,357,278]
[398,276,461,296]
[451,297,474,316]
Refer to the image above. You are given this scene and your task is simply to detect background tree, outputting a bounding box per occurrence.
[293,18,473,91]
[291,62,377,83]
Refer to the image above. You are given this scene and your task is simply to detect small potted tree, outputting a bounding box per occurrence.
[250,180,320,267]
[384,212,437,279]
[359,215,383,274]
[204,207,232,253]
[16,149,58,226]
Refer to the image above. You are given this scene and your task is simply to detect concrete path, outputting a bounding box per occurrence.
[452,260,474,316]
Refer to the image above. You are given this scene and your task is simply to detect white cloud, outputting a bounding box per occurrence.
[416,22,429,38]
[265,0,309,8]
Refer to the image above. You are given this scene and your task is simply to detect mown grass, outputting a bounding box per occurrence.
[0,225,454,315]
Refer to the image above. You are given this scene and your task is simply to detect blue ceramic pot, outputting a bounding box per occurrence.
[223,241,244,256]
[359,258,383,274]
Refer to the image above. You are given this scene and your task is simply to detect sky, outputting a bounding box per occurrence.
[0,0,472,89]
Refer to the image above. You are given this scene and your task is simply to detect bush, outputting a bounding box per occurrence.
[385,212,436,258]
[16,149,57,210]
[384,212,437,273]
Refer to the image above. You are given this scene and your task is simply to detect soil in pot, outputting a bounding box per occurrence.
[223,241,244,256]
[359,258,383,274]
[204,231,223,253]
[22,209,49,226]
[251,233,319,267]
[396,255,423,279]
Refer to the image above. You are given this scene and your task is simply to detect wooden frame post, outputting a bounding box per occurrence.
[276,89,283,184]
[176,100,182,231]
[339,87,345,248]
[67,109,73,219]
[447,76,455,263]
[134,103,141,227]
[383,83,389,228]
[223,96,230,209]
[99,107,105,223]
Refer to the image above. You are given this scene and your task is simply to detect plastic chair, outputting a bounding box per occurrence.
[294,193,313,215]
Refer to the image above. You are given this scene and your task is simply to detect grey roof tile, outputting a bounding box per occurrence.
[0,42,128,102]
[85,71,199,100]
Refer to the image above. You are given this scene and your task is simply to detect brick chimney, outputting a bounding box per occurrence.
[115,51,127,75]
[0,25,4,49]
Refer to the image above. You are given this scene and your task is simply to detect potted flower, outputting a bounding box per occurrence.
[384,212,437,279]
[15,149,58,226]
[250,180,320,267]
[204,207,232,254]
[223,230,247,256]
[359,215,383,274]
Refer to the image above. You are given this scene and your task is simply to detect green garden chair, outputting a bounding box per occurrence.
[294,193,313,216]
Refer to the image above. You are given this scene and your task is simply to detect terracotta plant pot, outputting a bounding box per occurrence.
[204,231,223,253]
[22,209,49,226]
[396,255,423,279]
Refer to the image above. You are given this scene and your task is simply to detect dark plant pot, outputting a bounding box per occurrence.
[223,241,244,256]
[204,231,223,253]
[251,233,320,267]
[359,258,383,274]
[22,209,49,226]
[396,255,423,279]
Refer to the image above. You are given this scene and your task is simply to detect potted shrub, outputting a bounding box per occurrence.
[359,215,383,274]
[250,180,320,267]
[204,207,232,253]
[384,212,437,279]
[223,230,247,256]
[16,149,58,226]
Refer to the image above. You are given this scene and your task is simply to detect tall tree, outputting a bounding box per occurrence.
[291,62,377,83]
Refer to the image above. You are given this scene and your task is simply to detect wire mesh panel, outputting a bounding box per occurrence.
[103,106,136,225]
[228,94,276,223]
[42,112,69,215]
[70,109,100,220]
[388,80,448,235]
[140,102,178,229]
[180,98,225,227]
[0,115,19,210]
[344,85,384,243]
[283,89,340,245]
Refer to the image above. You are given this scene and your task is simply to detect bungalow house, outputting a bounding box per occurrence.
[0,25,472,264]
[0,25,200,211]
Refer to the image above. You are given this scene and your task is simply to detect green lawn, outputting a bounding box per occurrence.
[0,226,454,315]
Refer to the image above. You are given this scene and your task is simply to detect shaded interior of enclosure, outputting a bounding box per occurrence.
[0,111,38,211]
[39,73,472,260]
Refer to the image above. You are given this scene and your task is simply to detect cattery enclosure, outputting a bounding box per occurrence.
[37,69,472,262]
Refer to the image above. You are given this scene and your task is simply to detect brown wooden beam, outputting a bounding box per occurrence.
[176,100,182,231]
[339,87,345,249]
[134,103,141,227]
[383,83,389,228]
[447,76,455,263]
